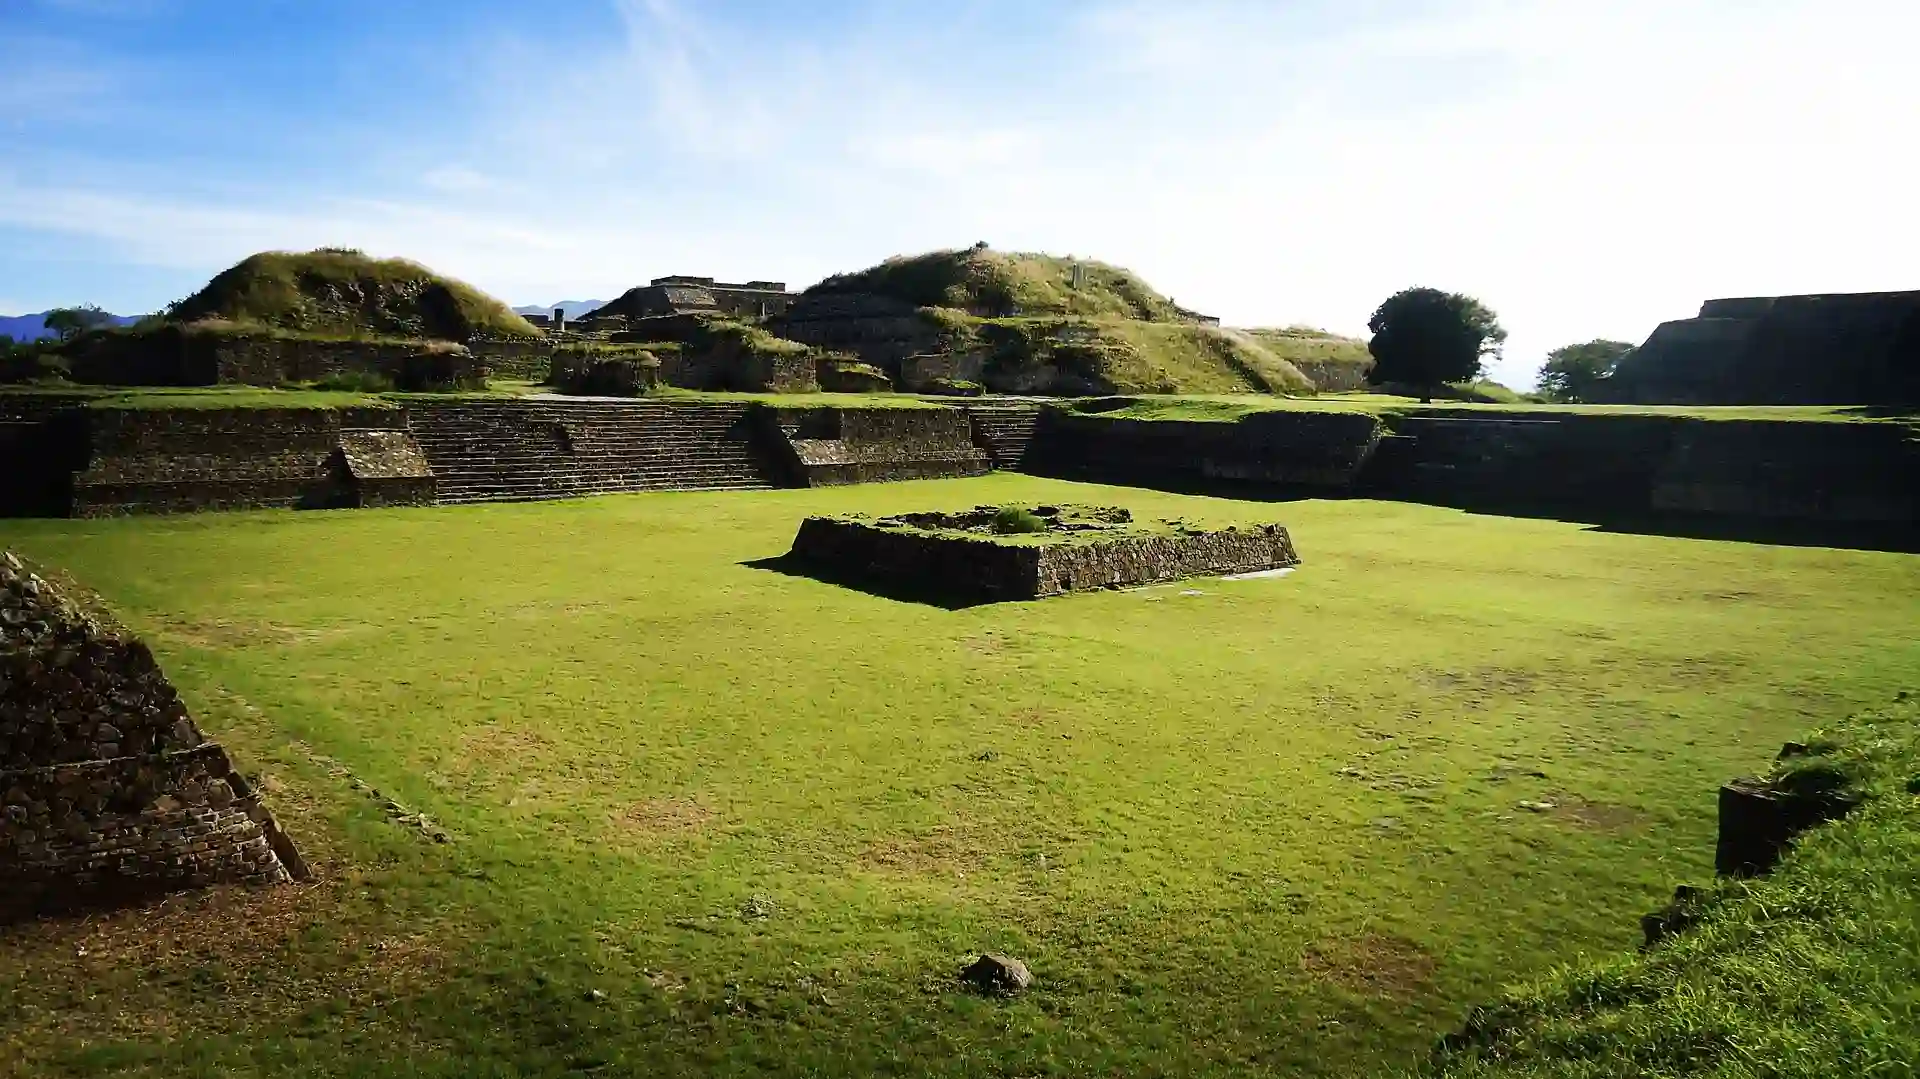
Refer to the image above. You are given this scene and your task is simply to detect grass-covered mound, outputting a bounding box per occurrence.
[920,309,1314,395]
[164,248,540,341]
[1424,693,1920,1079]
[796,248,1316,395]
[807,246,1187,321]
[1243,326,1375,390]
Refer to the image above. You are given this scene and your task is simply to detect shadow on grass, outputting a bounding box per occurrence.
[739,553,1004,611]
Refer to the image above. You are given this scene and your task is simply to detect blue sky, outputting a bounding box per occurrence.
[2,0,1915,386]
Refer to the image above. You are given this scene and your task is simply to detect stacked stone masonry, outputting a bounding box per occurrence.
[1360,412,1920,523]
[406,399,776,504]
[769,407,990,486]
[0,551,302,922]
[1029,409,1385,489]
[66,328,491,389]
[1609,290,1920,405]
[70,406,434,516]
[965,404,1046,469]
[788,510,1301,604]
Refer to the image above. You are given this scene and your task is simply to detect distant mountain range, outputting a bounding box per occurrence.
[513,300,609,320]
[0,310,141,342]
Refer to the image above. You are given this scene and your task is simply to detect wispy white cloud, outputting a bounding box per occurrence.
[4,0,1916,387]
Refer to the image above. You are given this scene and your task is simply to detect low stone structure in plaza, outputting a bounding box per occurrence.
[0,551,304,922]
[786,504,1300,603]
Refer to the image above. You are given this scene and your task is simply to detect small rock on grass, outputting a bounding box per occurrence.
[960,954,1032,997]
[1518,800,1557,812]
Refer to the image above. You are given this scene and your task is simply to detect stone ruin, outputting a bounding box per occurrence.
[786,504,1300,603]
[0,551,304,922]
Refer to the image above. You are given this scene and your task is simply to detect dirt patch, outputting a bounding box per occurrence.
[616,798,717,837]
[1299,933,1438,1000]
[455,723,557,765]
[0,861,452,1051]
[1418,667,1539,709]
[1549,795,1650,832]
[858,825,992,877]
[152,616,365,651]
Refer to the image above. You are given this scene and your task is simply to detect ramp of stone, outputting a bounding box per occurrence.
[966,404,1046,470]
[0,551,303,922]
[406,398,776,505]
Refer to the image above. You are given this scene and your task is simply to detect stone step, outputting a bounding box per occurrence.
[436,480,774,504]
[405,399,779,508]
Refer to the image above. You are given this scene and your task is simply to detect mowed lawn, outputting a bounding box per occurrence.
[2,475,1916,1079]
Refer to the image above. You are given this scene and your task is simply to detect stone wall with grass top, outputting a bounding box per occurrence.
[764,405,990,486]
[1360,411,1920,524]
[787,505,1300,603]
[71,405,435,516]
[1031,408,1385,490]
[62,324,490,389]
[0,551,303,922]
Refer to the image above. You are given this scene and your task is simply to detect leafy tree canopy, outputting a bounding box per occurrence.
[1365,287,1507,401]
[41,304,116,341]
[1536,339,1635,402]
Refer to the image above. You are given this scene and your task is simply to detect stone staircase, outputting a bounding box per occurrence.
[405,398,778,505]
[966,404,1046,471]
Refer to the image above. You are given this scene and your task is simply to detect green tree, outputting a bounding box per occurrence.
[1536,339,1635,402]
[1365,287,1507,402]
[41,304,114,341]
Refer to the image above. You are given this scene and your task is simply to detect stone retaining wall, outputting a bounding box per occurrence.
[1360,412,1920,524]
[788,516,1299,603]
[466,338,553,381]
[767,406,990,486]
[659,345,817,393]
[71,406,435,516]
[66,329,492,388]
[1606,290,1920,405]
[1030,409,1385,490]
[0,551,302,922]
[1,745,298,921]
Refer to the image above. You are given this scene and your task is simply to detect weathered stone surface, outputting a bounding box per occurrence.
[765,407,990,487]
[1714,777,1860,878]
[1606,290,1920,406]
[1640,884,1707,949]
[787,506,1301,603]
[960,954,1033,997]
[0,551,303,922]
[65,327,490,388]
[1032,409,1385,490]
[68,406,436,516]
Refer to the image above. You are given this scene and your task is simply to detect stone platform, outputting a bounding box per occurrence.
[786,504,1300,604]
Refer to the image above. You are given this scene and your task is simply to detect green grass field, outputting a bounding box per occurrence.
[2,476,1916,1078]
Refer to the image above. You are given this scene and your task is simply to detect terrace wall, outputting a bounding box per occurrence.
[1028,409,1386,490]
[1361,412,1920,524]
[70,406,434,516]
[763,406,991,486]
[1605,290,1920,405]
[65,328,491,388]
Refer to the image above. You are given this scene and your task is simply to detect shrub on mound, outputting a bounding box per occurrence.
[166,248,540,341]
